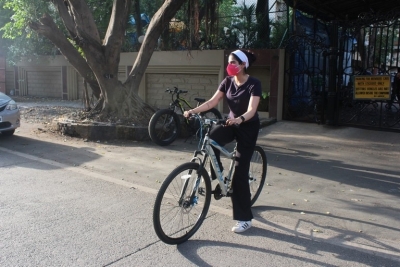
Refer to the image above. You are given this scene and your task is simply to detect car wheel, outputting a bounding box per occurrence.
[1,130,15,136]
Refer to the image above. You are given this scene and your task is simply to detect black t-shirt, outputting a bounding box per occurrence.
[218,76,262,122]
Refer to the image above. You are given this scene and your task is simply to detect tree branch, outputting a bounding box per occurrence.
[66,0,101,44]
[29,13,100,96]
[103,0,132,72]
[52,0,77,40]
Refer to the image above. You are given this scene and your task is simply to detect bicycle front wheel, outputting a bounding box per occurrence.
[148,109,181,146]
[153,162,212,245]
[249,146,267,206]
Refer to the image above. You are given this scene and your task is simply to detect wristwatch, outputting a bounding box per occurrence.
[240,115,245,122]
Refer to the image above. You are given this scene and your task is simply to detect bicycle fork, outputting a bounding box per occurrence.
[178,163,205,208]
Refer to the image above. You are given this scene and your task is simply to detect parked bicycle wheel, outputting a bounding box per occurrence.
[193,108,223,138]
[200,108,222,120]
[249,146,267,206]
[153,162,212,245]
[148,109,181,146]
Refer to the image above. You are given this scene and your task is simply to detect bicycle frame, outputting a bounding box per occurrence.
[167,90,202,133]
[168,89,194,115]
[190,120,236,196]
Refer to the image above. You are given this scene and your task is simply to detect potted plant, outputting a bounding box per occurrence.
[257,91,269,112]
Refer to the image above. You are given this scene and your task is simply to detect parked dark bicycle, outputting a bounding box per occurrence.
[148,87,222,146]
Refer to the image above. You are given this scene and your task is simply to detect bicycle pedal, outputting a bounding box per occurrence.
[212,184,224,200]
[213,193,224,200]
[198,187,206,196]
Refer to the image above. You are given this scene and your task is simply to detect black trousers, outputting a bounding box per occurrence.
[209,119,260,221]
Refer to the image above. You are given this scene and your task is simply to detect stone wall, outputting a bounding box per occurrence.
[27,68,62,98]
[145,73,218,109]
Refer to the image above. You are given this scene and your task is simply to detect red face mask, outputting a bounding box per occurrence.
[226,63,240,76]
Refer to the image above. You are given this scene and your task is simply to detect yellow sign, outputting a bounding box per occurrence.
[353,75,391,100]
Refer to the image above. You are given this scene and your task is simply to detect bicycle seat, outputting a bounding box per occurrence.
[194,98,206,103]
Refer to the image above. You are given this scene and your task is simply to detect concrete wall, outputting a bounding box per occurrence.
[5,50,285,119]
[122,50,225,111]
[145,73,219,109]
[27,68,62,98]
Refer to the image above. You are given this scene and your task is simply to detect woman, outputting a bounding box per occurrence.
[184,49,261,233]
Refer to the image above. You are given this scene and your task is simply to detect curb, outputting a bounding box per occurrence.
[54,117,277,141]
[260,117,277,128]
[54,121,150,141]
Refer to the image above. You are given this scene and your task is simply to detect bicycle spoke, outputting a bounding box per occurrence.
[153,162,211,244]
[149,110,180,146]
[249,146,267,206]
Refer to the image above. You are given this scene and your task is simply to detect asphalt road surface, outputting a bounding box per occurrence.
[1,119,399,266]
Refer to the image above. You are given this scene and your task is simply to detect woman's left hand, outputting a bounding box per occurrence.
[226,117,241,126]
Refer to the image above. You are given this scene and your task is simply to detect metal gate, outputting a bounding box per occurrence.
[284,10,400,131]
[337,15,400,130]
[283,11,330,124]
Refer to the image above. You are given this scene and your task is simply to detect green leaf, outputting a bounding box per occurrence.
[261,91,270,99]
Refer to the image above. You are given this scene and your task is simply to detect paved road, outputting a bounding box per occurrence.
[1,120,399,266]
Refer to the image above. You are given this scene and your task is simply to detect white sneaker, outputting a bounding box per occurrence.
[231,221,252,233]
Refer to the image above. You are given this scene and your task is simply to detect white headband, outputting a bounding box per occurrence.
[232,50,249,69]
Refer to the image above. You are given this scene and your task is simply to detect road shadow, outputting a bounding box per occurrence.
[176,226,400,266]
[0,134,100,170]
[252,205,400,250]
[260,143,400,197]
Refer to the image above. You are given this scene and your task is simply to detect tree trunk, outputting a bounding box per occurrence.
[83,79,91,111]
[95,79,154,124]
[132,0,143,38]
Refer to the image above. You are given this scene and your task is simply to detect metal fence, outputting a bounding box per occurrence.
[283,9,400,131]
[337,17,400,130]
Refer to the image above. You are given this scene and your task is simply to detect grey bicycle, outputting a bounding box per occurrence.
[152,115,267,244]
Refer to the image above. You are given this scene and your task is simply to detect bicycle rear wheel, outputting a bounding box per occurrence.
[148,109,181,146]
[249,146,267,206]
[153,162,212,245]
[200,108,222,120]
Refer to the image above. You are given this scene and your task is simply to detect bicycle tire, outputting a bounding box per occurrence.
[200,108,223,120]
[148,109,181,146]
[249,146,267,206]
[153,162,212,245]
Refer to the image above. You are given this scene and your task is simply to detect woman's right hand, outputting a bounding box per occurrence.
[183,110,193,118]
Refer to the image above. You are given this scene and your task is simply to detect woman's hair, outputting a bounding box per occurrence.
[231,49,257,70]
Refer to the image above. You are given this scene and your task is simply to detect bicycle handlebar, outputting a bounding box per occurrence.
[189,114,233,127]
[189,114,238,149]
[165,87,188,95]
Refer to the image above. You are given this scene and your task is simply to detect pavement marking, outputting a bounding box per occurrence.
[335,166,400,180]
[0,146,158,195]
[1,146,234,218]
[2,146,400,262]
